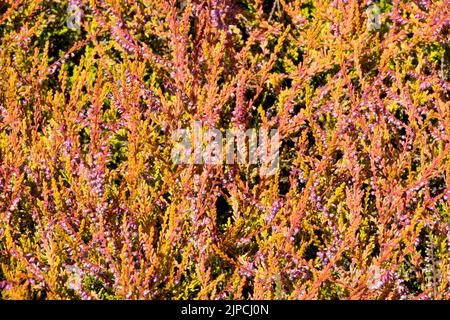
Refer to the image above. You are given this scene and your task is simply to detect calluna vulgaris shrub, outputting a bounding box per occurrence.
[0,0,449,300]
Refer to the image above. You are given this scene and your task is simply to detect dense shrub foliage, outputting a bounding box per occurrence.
[0,0,449,299]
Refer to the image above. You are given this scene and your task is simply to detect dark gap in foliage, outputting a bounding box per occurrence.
[65,49,84,80]
[210,255,233,279]
[145,34,170,57]
[101,95,111,113]
[429,117,439,128]
[281,77,293,90]
[318,280,345,299]
[235,19,249,43]
[360,51,381,76]
[162,192,171,206]
[350,76,361,92]
[394,107,409,125]
[78,127,91,152]
[250,42,263,56]
[402,257,423,295]
[297,180,306,193]
[415,228,440,270]
[244,87,256,102]
[309,65,339,89]
[31,289,47,300]
[300,0,315,20]
[303,241,319,261]
[372,236,381,257]
[416,229,428,258]
[388,131,401,152]
[400,168,409,181]
[241,280,254,299]
[382,75,393,88]
[24,174,42,200]
[292,98,306,115]
[443,44,450,80]
[279,139,294,196]
[216,194,233,232]
[411,155,420,172]
[428,175,446,198]
[337,252,352,272]
[404,73,415,83]
[363,188,377,215]
[105,45,125,66]
[44,9,86,62]
[301,121,315,152]
[248,165,261,187]
[85,274,116,299]
[334,149,343,162]
[12,200,36,236]
[272,54,286,75]
[422,65,432,77]
[260,0,273,16]
[398,126,407,139]
[285,46,305,67]
[0,265,5,297]
[0,3,8,15]
[255,89,277,115]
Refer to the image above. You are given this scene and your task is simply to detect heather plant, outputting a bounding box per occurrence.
[0,0,449,300]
